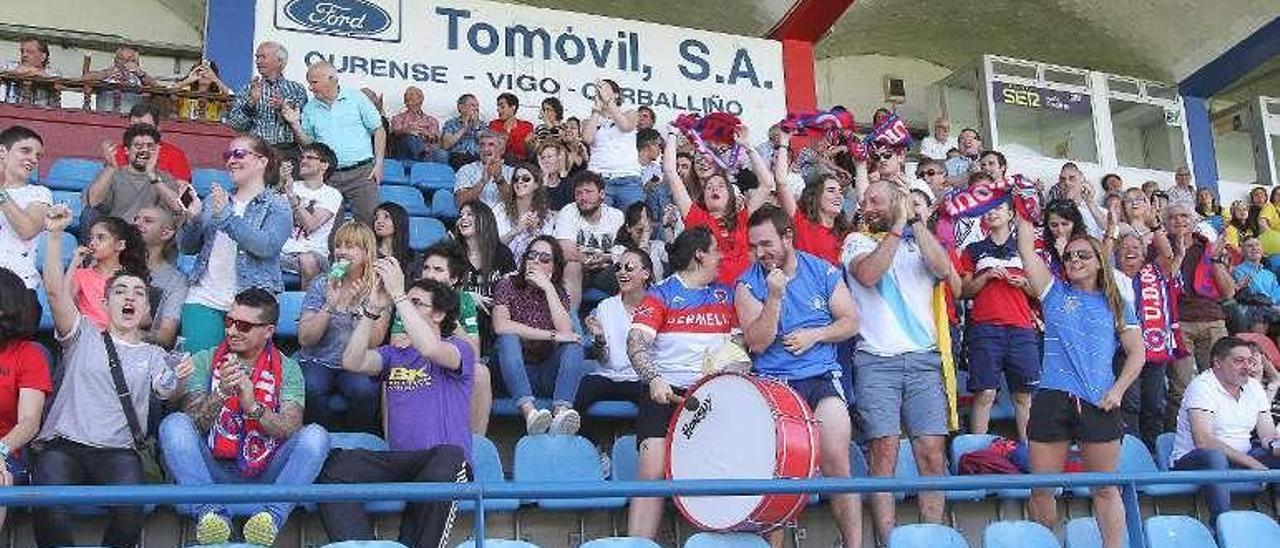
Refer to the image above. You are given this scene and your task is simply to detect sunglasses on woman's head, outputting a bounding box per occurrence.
[223,148,261,161]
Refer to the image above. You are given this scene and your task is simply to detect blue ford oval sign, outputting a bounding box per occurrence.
[283,0,392,37]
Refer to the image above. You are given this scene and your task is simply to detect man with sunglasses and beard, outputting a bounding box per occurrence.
[161,288,328,546]
[841,181,954,544]
[33,204,192,548]
[736,206,863,547]
[318,257,474,548]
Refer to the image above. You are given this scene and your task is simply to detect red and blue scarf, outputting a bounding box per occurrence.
[208,343,284,477]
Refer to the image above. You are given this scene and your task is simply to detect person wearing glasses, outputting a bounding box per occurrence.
[161,288,328,546]
[178,135,293,352]
[33,203,191,548]
[280,142,342,290]
[736,206,863,548]
[575,246,653,421]
[86,123,187,229]
[918,117,956,161]
[493,162,554,259]
[492,235,587,435]
[1012,208,1143,548]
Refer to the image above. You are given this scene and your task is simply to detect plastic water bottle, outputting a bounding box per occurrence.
[329,259,351,280]
[164,336,189,373]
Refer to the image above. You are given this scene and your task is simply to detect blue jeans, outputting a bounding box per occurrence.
[604,175,644,210]
[495,334,587,409]
[398,134,448,163]
[159,412,331,521]
[645,181,673,224]
[302,359,380,432]
[1172,446,1280,517]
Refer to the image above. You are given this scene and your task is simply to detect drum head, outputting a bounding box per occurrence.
[669,374,778,530]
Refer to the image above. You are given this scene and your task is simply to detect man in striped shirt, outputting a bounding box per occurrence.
[223,42,308,161]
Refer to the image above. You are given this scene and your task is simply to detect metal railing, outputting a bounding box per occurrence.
[0,469,1275,547]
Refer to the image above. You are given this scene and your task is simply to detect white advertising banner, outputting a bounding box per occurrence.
[254,0,788,132]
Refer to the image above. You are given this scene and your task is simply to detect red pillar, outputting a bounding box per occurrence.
[780,39,818,113]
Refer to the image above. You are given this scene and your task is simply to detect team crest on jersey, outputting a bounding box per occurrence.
[810,295,827,311]
[713,289,728,303]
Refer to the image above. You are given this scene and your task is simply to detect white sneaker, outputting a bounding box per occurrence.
[549,408,581,435]
[525,408,552,434]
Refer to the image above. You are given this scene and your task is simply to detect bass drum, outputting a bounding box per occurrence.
[666,372,818,532]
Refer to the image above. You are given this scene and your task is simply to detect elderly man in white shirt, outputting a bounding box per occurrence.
[918,117,957,160]
[1169,335,1280,519]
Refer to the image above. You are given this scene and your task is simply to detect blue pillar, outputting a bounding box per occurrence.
[203,0,258,91]
[1182,96,1219,195]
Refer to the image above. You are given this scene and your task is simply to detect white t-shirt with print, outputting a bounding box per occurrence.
[840,231,939,356]
[0,184,53,288]
[282,181,343,255]
[554,204,624,255]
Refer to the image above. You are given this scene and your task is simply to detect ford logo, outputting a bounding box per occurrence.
[283,0,392,36]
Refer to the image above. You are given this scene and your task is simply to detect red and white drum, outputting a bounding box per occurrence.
[666,372,819,533]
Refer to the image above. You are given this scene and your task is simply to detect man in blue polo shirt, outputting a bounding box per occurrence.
[735,205,862,548]
[282,61,385,225]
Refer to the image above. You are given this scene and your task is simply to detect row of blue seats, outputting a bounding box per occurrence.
[33,158,460,221]
[459,513,1280,548]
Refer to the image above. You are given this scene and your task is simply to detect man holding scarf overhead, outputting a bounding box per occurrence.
[161,288,330,546]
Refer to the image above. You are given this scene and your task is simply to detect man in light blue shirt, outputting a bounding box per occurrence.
[282,61,384,225]
[734,205,862,547]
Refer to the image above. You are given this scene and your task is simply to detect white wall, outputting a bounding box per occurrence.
[816,54,952,129]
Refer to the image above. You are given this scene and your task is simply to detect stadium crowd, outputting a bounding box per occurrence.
[1,38,1278,548]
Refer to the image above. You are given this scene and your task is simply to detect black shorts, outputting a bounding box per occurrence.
[1027,389,1123,444]
[787,372,846,410]
[635,386,686,441]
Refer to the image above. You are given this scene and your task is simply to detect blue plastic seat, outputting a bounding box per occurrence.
[44,157,103,192]
[410,162,455,192]
[431,189,460,221]
[455,539,541,548]
[302,433,404,514]
[983,520,1060,548]
[946,434,995,500]
[275,291,306,340]
[458,434,520,513]
[323,542,409,548]
[611,435,638,482]
[586,400,638,418]
[1071,435,1189,497]
[683,532,769,547]
[408,216,447,251]
[380,185,430,217]
[50,190,83,233]
[1144,515,1218,548]
[36,287,54,334]
[1216,510,1280,548]
[1064,517,1108,548]
[513,434,625,510]
[192,168,233,197]
[381,159,410,185]
[887,523,969,548]
[892,438,917,501]
[580,537,662,548]
[1155,432,1261,494]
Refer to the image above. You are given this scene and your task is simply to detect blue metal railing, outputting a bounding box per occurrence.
[0,470,1275,547]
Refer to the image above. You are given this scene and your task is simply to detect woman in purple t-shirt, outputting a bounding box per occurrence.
[492,235,587,435]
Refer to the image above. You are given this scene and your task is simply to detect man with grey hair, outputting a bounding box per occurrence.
[1166,165,1196,211]
[919,116,957,160]
[453,129,513,208]
[441,93,485,169]
[281,61,386,225]
[224,41,308,160]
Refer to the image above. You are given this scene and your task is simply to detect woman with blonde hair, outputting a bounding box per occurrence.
[1014,211,1144,548]
[297,221,389,432]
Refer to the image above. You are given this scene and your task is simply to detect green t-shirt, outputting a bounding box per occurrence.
[183,347,306,407]
[459,290,479,336]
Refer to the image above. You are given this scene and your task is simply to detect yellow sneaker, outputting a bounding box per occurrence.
[243,510,280,546]
[195,512,231,545]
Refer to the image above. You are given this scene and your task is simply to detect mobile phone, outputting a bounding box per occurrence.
[180,187,195,208]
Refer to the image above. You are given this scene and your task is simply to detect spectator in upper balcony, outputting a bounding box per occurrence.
[489,93,535,162]
[0,126,53,289]
[85,46,157,114]
[1166,165,1196,211]
[0,36,62,107]
[453,129,513,209]
[281,61,386,226]
[172,60,233,123]
[441,94,484,170]
[87,124,187,225]
[918,117,957,161]
[112,101,194,183]
[224,41,308,161]
[390,86,445,164]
